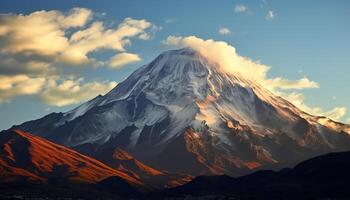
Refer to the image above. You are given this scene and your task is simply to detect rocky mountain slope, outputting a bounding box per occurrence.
[0,129,140,185]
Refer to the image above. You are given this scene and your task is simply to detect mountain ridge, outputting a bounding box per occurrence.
[0,129,141,185]
[155,151,350,199]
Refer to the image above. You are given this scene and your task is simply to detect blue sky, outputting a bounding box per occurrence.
[0,0,349,130]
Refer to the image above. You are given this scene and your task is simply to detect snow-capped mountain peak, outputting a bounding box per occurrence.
[13,48,350,177]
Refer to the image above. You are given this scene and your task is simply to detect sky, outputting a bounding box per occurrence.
[0,0,349,130]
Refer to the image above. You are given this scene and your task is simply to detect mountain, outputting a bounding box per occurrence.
[157,151,350,199]
[12,48,350,177]
[76,145,193,188]
[0,129,143,198]
[0,129,141,184]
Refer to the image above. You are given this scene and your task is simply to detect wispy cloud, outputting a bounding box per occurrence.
[265,10,275,20]
[165,18,175,24]
[218,27,231,35]
[234,4,248,13]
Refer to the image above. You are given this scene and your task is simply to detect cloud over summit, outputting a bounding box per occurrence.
[163,35,346,121]
[163,35,318,91]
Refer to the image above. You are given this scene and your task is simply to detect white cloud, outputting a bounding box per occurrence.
[162,35,347,121]
[218,27,231,35]
[265,10,275,20]
[41,78,117,106]
[162,35,318,91]
[162,35,270,83]
[234,4,248,13]
[165,18,175,24]
[347,118,350,124]
[109,53,141,69]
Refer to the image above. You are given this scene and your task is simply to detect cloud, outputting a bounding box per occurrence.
[0,52,54,75]
[266,77,319,90]
[109,52,141,69]
[0,74,117,106]
[234,4,248,13]
[0,8,157,71]
[0,75,46,102]
[162,36,270,83]
[0,8,91,55]
[218,27,231,35]
[265,10,275,20]
[162,35,318,91]
[323,107,347,121]
[61,17,154,64]
[0,8,158,106]
[61,8,92,28]
[165,18,175,24]
[282,92,347,121]
[41,78,117,106]
[162,35,347,121]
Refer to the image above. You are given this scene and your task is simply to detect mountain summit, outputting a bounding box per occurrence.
[13,48,350,176]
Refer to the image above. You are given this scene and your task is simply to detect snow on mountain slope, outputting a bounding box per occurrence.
[12,48,350,177]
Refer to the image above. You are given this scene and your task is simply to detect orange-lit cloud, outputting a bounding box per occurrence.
[0,75,45,102]
[0,75,116,106]
[60,17,155,65]
[109,53,141,69]
[0,8,158,105]
[0,9,156,69]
